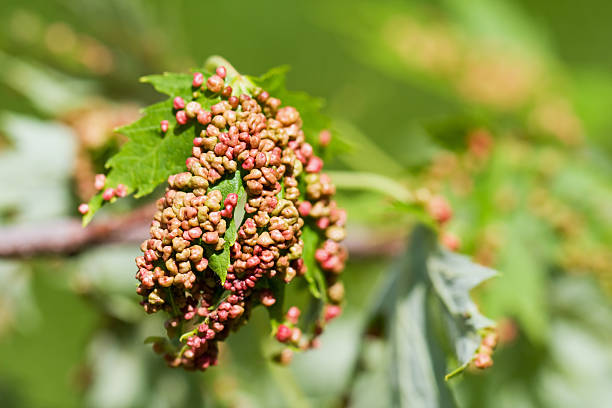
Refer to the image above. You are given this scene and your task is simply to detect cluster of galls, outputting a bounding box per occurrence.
[135,67,347,371]
[78,173,127,214]
[473,331,498,369]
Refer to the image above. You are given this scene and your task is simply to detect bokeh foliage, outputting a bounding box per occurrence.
[1,0,612,407]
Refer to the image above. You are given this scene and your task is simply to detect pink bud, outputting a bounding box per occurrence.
[78,203,89,214]
[297,201,312,217]
[115,184,127,198]
[222,86,232,98]
[176,110,188,125]
[427,196,453,224]
[322,255,340,271]
[324,305,341,322]
[193,137,203,147]
[260,290,276,307]
[316,217,330,230]
[260,250,274,263]
[315,248,329,263]
[305,156,323,173]
[286,306,301,324]
[276,324,292,342]
[482,333,498,349]
[94,174,106,191]
[301,143,313,158]
[186,157,198,168]
[319,130,331,147]
[246,256,260,268]
[197,110,211,125]
[203,231,219,244]
[192,72,204,88]
[224,193,238,207]
[160,120,169,133]
[195,258,208,272]
[474,353,493,369]
[216,66,227,79]
[188,227,203,239]
[173,96,185,110]
[441,232,460,251]
[102,188,115,201]
[206,75,224,93]
[241,156,255,170]
[257,90,269,103]
[229,305,244,319]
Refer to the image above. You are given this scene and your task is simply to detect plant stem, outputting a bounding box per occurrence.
[204,55,239,78]
[204,55,256,95]
[328,171,414,203]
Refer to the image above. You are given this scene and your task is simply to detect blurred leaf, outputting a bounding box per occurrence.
[0,113,76,224]
[347,339,392,408]
[387,227,457,407]
[349,226,497,407]
[443,0,551,56]
[0,263,98,408]
[427,249,497,378]
[72,244,142,322]
[455,276,612,408]
[392,282,457,407]
[0,261,40,336]
[0,51,96,116]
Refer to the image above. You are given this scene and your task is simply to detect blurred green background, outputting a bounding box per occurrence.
[1,0,612,407]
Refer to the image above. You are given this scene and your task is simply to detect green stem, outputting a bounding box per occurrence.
[444,362,468,381]
[204,55,256,95]
[327,170,414,203]
[204,55,239,78]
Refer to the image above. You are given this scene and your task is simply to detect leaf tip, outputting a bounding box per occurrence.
[444,363,468,381]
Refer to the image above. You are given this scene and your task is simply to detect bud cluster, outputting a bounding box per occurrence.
[473,331,498,369]
[134,67,347,371]
[414,188,459,251]
[78,173,128,214]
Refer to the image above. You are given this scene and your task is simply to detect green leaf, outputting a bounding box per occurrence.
[387,226,458,407]
[143,336,166,345]
[206,171,246,283]
[83,60,342,226]
[82,73,220,225]
[140,72,195,98]
[301,224,327,299]
[391,282,458,408]
[427,247,498,378]
[348,226,497,405]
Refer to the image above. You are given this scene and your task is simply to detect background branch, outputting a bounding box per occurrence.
[0,205,403,258]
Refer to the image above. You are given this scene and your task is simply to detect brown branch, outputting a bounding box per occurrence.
[0,205,404,258]
[0,204,155,257]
